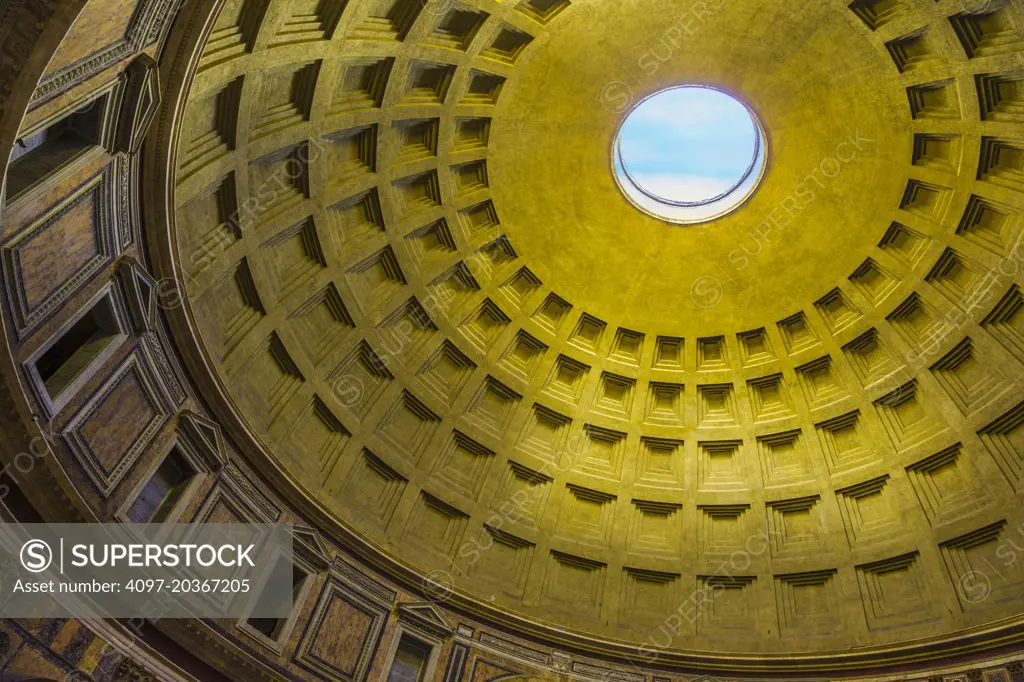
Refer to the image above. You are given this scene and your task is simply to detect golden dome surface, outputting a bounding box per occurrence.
[158,0,1024,660]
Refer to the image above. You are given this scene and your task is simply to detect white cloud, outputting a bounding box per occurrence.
[628,88,755,139]
[630,172,734,202]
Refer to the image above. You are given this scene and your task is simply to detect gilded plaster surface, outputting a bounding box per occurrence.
[167,0,1024,656]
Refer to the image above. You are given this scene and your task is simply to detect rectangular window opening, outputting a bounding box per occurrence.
[34,293,122,403]
[387,634,433,682]
[7,95,107,199]
[126,446,196,523]
[246,558,308,640]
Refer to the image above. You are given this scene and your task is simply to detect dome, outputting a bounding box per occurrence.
[2,0,1024,678]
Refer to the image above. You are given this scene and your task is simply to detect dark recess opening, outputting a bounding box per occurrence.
[8,95,106,199]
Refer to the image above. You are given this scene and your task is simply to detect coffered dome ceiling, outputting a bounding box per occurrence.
[155,0,1024,660]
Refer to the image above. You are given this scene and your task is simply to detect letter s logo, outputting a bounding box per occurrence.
[21,539,52,573]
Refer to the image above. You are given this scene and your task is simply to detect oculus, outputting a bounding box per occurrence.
[612,85,768,224]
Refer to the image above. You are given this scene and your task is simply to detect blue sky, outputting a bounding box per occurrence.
[618,87,758,202]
